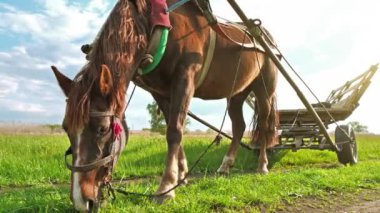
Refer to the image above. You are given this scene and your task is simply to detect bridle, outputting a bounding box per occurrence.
[64,110,125,180]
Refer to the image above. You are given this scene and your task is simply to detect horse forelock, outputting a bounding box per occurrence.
[65,68,94,133]
[65,69,127,134]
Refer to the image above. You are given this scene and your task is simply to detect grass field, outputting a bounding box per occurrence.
[0,133,379,212]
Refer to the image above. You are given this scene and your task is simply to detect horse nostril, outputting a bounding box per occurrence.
[88,200,93,211]
[88,199,100,212]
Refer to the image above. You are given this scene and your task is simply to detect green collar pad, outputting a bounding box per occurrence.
[138,28,169,75]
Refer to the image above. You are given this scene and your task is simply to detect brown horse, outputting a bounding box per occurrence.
[52,0,278,210]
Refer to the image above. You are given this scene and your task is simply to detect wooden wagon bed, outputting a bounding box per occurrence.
[278,64,378,128]
[244,64,378,155]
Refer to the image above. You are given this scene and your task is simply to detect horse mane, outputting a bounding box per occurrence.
[66,0,149,132]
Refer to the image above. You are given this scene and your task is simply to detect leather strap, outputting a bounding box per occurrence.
[195,28,216,89]
[65,148,113,172]
[211,23,257,49]
[90,111,115,117]
[64,110,121,173]
[211,22,281,57]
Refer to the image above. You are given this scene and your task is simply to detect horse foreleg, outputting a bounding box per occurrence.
[251,59,278,174]
[152,93,189,186]
[177,145,188,184]
[217,92,248,174]
[154,71,195,203]
[159,103,188,185]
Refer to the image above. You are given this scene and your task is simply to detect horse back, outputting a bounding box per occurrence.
[143,5,274,100]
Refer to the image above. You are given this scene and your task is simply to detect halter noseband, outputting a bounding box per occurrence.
[64,111,123,173]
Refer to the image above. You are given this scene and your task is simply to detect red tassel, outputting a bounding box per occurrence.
[113,122,123,140]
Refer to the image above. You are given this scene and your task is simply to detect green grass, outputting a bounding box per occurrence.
[1,134,379,212]
[0,135,69,186]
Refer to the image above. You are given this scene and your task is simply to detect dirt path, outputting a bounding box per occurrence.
[341,200,380,213]
[278,188,380,213]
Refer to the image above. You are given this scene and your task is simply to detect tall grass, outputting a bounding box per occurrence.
[0,134,379,212]
[0,135,69,186]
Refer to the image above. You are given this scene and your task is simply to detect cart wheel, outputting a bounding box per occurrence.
[335,125,358,165]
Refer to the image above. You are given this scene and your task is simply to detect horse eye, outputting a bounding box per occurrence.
[62,124,68,132]
[97,126,109,136]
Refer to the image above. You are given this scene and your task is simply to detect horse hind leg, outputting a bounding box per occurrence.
[250,62,278,174]
[253,98,276,174]
[217,90,249,174]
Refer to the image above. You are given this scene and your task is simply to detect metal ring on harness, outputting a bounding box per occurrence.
[251,18,262,26]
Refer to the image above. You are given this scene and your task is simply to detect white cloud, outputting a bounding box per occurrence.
[0,0,111,43]
[0,75,18,98]
[0,12,46,34]
[210,0,380,133]
[2,46,52,70]
[0,99,46,113]
[0,0,379,134]
[0,3,16,12]
[87,0,110,13]
[0,52,12,64]
[0,0,114,122]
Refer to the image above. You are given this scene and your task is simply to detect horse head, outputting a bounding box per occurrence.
[51,65,128,211]
[50,0,152,210]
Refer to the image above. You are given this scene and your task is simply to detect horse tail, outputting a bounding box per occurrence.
[267,94,279,148]
[250,93,279,148]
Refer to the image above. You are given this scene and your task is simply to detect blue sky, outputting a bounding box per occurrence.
[0,0,379,133]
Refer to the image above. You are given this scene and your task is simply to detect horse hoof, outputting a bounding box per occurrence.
[181,178,188,185]
[153,191,175,204]
[178,171,188,185]
[217,166,230,174]
[256,168,269,175]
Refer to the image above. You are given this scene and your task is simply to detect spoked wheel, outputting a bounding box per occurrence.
[335,125,358,165]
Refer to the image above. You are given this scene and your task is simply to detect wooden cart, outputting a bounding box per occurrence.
[187,0,378,166]
[245,64,378,165]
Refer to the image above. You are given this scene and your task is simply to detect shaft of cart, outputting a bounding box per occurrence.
[226,0,339,152]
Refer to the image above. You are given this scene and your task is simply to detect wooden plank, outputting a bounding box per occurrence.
[279,108,351,124]
[278,64,378,125]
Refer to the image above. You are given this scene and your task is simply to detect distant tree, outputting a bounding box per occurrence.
[44,124,63,134]
[147,101,191,135]
[348,121,368,133]
[147,101,166,135]
[184,118,191,134]
[206,128,214,135]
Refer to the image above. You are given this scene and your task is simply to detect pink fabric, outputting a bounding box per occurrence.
[150,0,171,28]
[113,122,123,140]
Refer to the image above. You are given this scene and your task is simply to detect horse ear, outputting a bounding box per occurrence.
[99,64,113,96]
[51,66,73,97]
